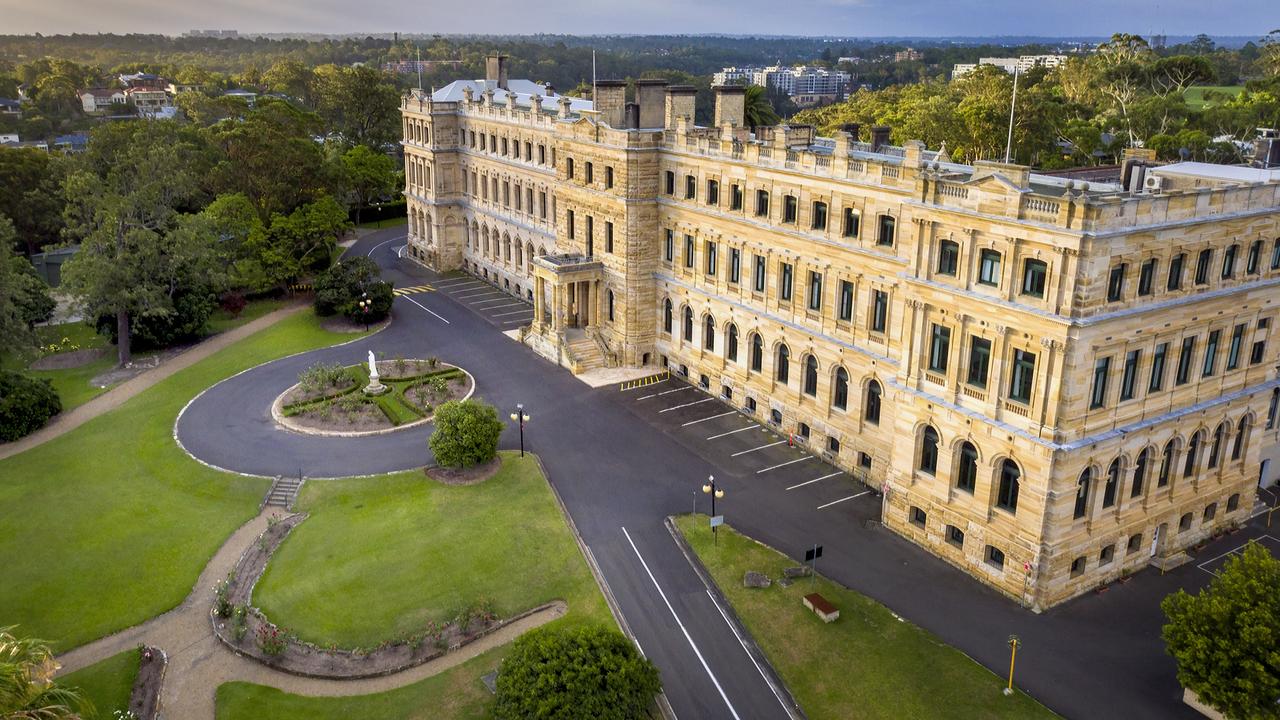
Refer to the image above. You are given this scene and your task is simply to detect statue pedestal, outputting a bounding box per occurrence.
[363,380,389,396]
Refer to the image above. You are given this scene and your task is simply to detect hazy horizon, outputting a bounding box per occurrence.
[0,0,1271,40]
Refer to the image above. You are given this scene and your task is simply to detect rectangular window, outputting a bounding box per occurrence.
[1253,338,1267,364]
[502,138,509,155]
[1195,248,1212,285]
[967,336,991,388]
[1247,240,1261,274]
[539,192,547,219]
[584,161,593,184]
[567,209,575,239]
[605,166,614,189]
[1091,357,1111,409]
[1222,245,1237,279]
[1203,329,1220,377]
[978,249,1001,286]
[753,255,766,293]
[842,208,860,238]
[566,157,574,179]
[1227,323,1245,370]
[538,144,546,164]
[1272,239,1280,270]
[1168,253,1185,290]
[1009,349,1035,403]
[812,201,828,230]
[605,222,614,253]
[729,248,741,284]
[1149,342,1168,392]
[783,196,798,223]
[871,290,888,333]
[1120,349,1140,401]
[807,271,823,311]
[663,230,674,262]
[779,262,794,301]
[929,324,951,373]
[707,179,719,205]
[756,190,770,217]
[1021,259,1047,298]
[685,174,696,200]
[937,240,959,276]
[730,184,743,211]
[838,280,853,322]
[1176,336,1196,385]
[683,235,694,269]
[1138,258,1157,296]
[664,171,674,195]
[1107,264,1126,302]
[877,215,896,247]
[705,241,717,276]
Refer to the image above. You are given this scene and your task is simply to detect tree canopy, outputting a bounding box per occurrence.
[429,399,504,469]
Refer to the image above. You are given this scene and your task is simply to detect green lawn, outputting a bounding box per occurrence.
[217,452,613,719]
[357,216,408,229]
[1184,85,1244,109]
[205,297,288,335]
[0,310,348,652]
[254,452,611,648]
[60,647,140,720]
[674,516,1059,720]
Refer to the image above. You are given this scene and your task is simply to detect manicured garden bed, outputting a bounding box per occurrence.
[673,515,1059,720]
[275,359,471,435]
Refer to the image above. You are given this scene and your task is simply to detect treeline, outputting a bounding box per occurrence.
[794,33,1280,167]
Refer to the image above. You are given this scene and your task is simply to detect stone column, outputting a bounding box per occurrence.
[534,276,545,331]
[552,283,562,332]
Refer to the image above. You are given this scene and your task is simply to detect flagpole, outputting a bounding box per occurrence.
[416,46,423,90]
[592,50,597,104]
[1004,65,1019,164]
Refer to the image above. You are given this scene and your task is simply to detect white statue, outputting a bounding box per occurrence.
[363,350,387,395]
[368,350,379,382]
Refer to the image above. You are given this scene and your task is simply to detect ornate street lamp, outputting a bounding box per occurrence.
[509,403,530,457]
[702,474,725,541]
[358,292,371,332]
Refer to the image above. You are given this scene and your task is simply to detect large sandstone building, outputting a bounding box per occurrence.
[401,56,1280,609]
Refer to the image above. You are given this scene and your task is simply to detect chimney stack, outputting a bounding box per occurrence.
[713,85,746,128]
[840,122,861,141]
[665,85,697,130]
[635,78,668,129]
[485,54,509,91]
[871,125,891,152]
[593,79,627,128]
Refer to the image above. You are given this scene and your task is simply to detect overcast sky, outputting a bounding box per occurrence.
[0,0,1269,38]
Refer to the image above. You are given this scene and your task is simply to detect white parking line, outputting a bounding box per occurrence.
[502,319,531,325]
[681,411,737,427]
[401,295,450,324]
[492,308,534,317]
[731,440,786,457]
[756,456,813,474]
[471,297,517,306]
[434,279,483,289]
[456,289,504,299]
[786,471,843,490]
[659,398,714,413]
[817,491,868,510]
[1196,535,1280,576]
[621,527,742,720]
[477,301,527,311]
[638,386,692,400]
[707,424,758,440]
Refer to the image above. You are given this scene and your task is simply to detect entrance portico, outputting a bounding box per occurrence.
[524,254,607,372]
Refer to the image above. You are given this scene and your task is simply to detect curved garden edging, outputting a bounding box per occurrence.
[128,645,167,720]
[210,509,564,680]
[268,362,476,438]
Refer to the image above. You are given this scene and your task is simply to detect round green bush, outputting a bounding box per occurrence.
[495,625,661,720]
[428,399,503,469]
[0,370,62,441]
[313,256,393,322]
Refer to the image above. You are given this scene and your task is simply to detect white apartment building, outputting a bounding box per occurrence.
[953,54,1069,78]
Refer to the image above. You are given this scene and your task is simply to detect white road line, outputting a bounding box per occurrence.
[621,527,742,720]
[622,378,670,392]
[456,290,504,299]
[435,279,483,289]
[786,471,843,490]
[756,456,813,474]
[657,386,693,396]
[817,491,869,510]
[479,302,527,310]
[681,411,737,427]
[471,297,517,306]
[659,398,714,413]
[731,440,786,457]
[704,588,795,717]
[401,295,450,324]
[1195,536,1280,574]
[502,319,530,325]
[707,424,759,440]
[492,308,534,317]
[366,236,403,257]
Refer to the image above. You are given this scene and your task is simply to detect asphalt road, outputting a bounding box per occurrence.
[177,226,1279,719]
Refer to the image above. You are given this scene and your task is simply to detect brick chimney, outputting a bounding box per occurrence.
[665,85,697,130]
[840,122,861,141]
[713,85,746,127]
[635,78,668,129]
[871,125,891,152]
[593,79,627,128]
[485,54,509,90]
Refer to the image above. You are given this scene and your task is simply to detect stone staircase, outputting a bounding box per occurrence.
[263,475,304,511]
[564,333,606,373]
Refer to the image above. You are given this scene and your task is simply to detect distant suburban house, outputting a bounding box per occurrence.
[119,72,163,88]
[81,88,127,113]
[0,98,22,117]
[0,135,49,151]
[166,82,206,95]
[0,133,18,144]
[125,86,170,112]
[53,133,90,153]
[222,89,258,106]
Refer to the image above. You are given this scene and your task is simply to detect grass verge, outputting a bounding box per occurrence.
[0,310,348,651]
[673,515,1059,720]
[60,647,140,720]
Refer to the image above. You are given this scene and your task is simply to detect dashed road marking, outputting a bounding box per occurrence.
[392,284,435,297]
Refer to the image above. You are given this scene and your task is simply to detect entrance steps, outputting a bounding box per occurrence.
[264,475,304,511]
[565,334,605,373]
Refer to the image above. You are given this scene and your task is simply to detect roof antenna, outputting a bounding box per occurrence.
[1004,65,1019,164]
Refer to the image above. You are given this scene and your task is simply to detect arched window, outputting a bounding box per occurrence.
[683,306,693,342]
[776,344,790,384]
[1184,431,1202,477]
[515,241,523,267]
[1074,469,1091,519]
[1159,440,1176,487]
[865,380,882,424]
[832,367,849,410]
[1103,459,1121,508]
[996,460,1020,513]
[727,324,739,362]
[1132,448,1149,498]
[703,314,715,351]
[919,426,939,475]
[803,355,819,396]
[750,333,763,372]
[956,442,978,493]
[1232,416,1249,460]
[662,299,672,334]
[1208,423,1228,469]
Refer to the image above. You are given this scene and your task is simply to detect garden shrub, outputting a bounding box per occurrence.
[428,399,503,468]
[0,370,61,441]
[313,256,393,322]
[96,283,217,350]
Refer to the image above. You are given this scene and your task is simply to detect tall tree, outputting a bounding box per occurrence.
[0,146,66,256]
[263,58,313,104]
[340,144,397,225]
[312,64,401,149]
[742,84,779,129]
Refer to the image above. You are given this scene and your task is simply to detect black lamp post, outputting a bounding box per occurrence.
[509,403,530,457]
[358,292,371,332]
[702,474,724,540]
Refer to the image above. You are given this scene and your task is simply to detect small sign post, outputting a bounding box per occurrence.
[805,544,823,585]
[710,515,724,544]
